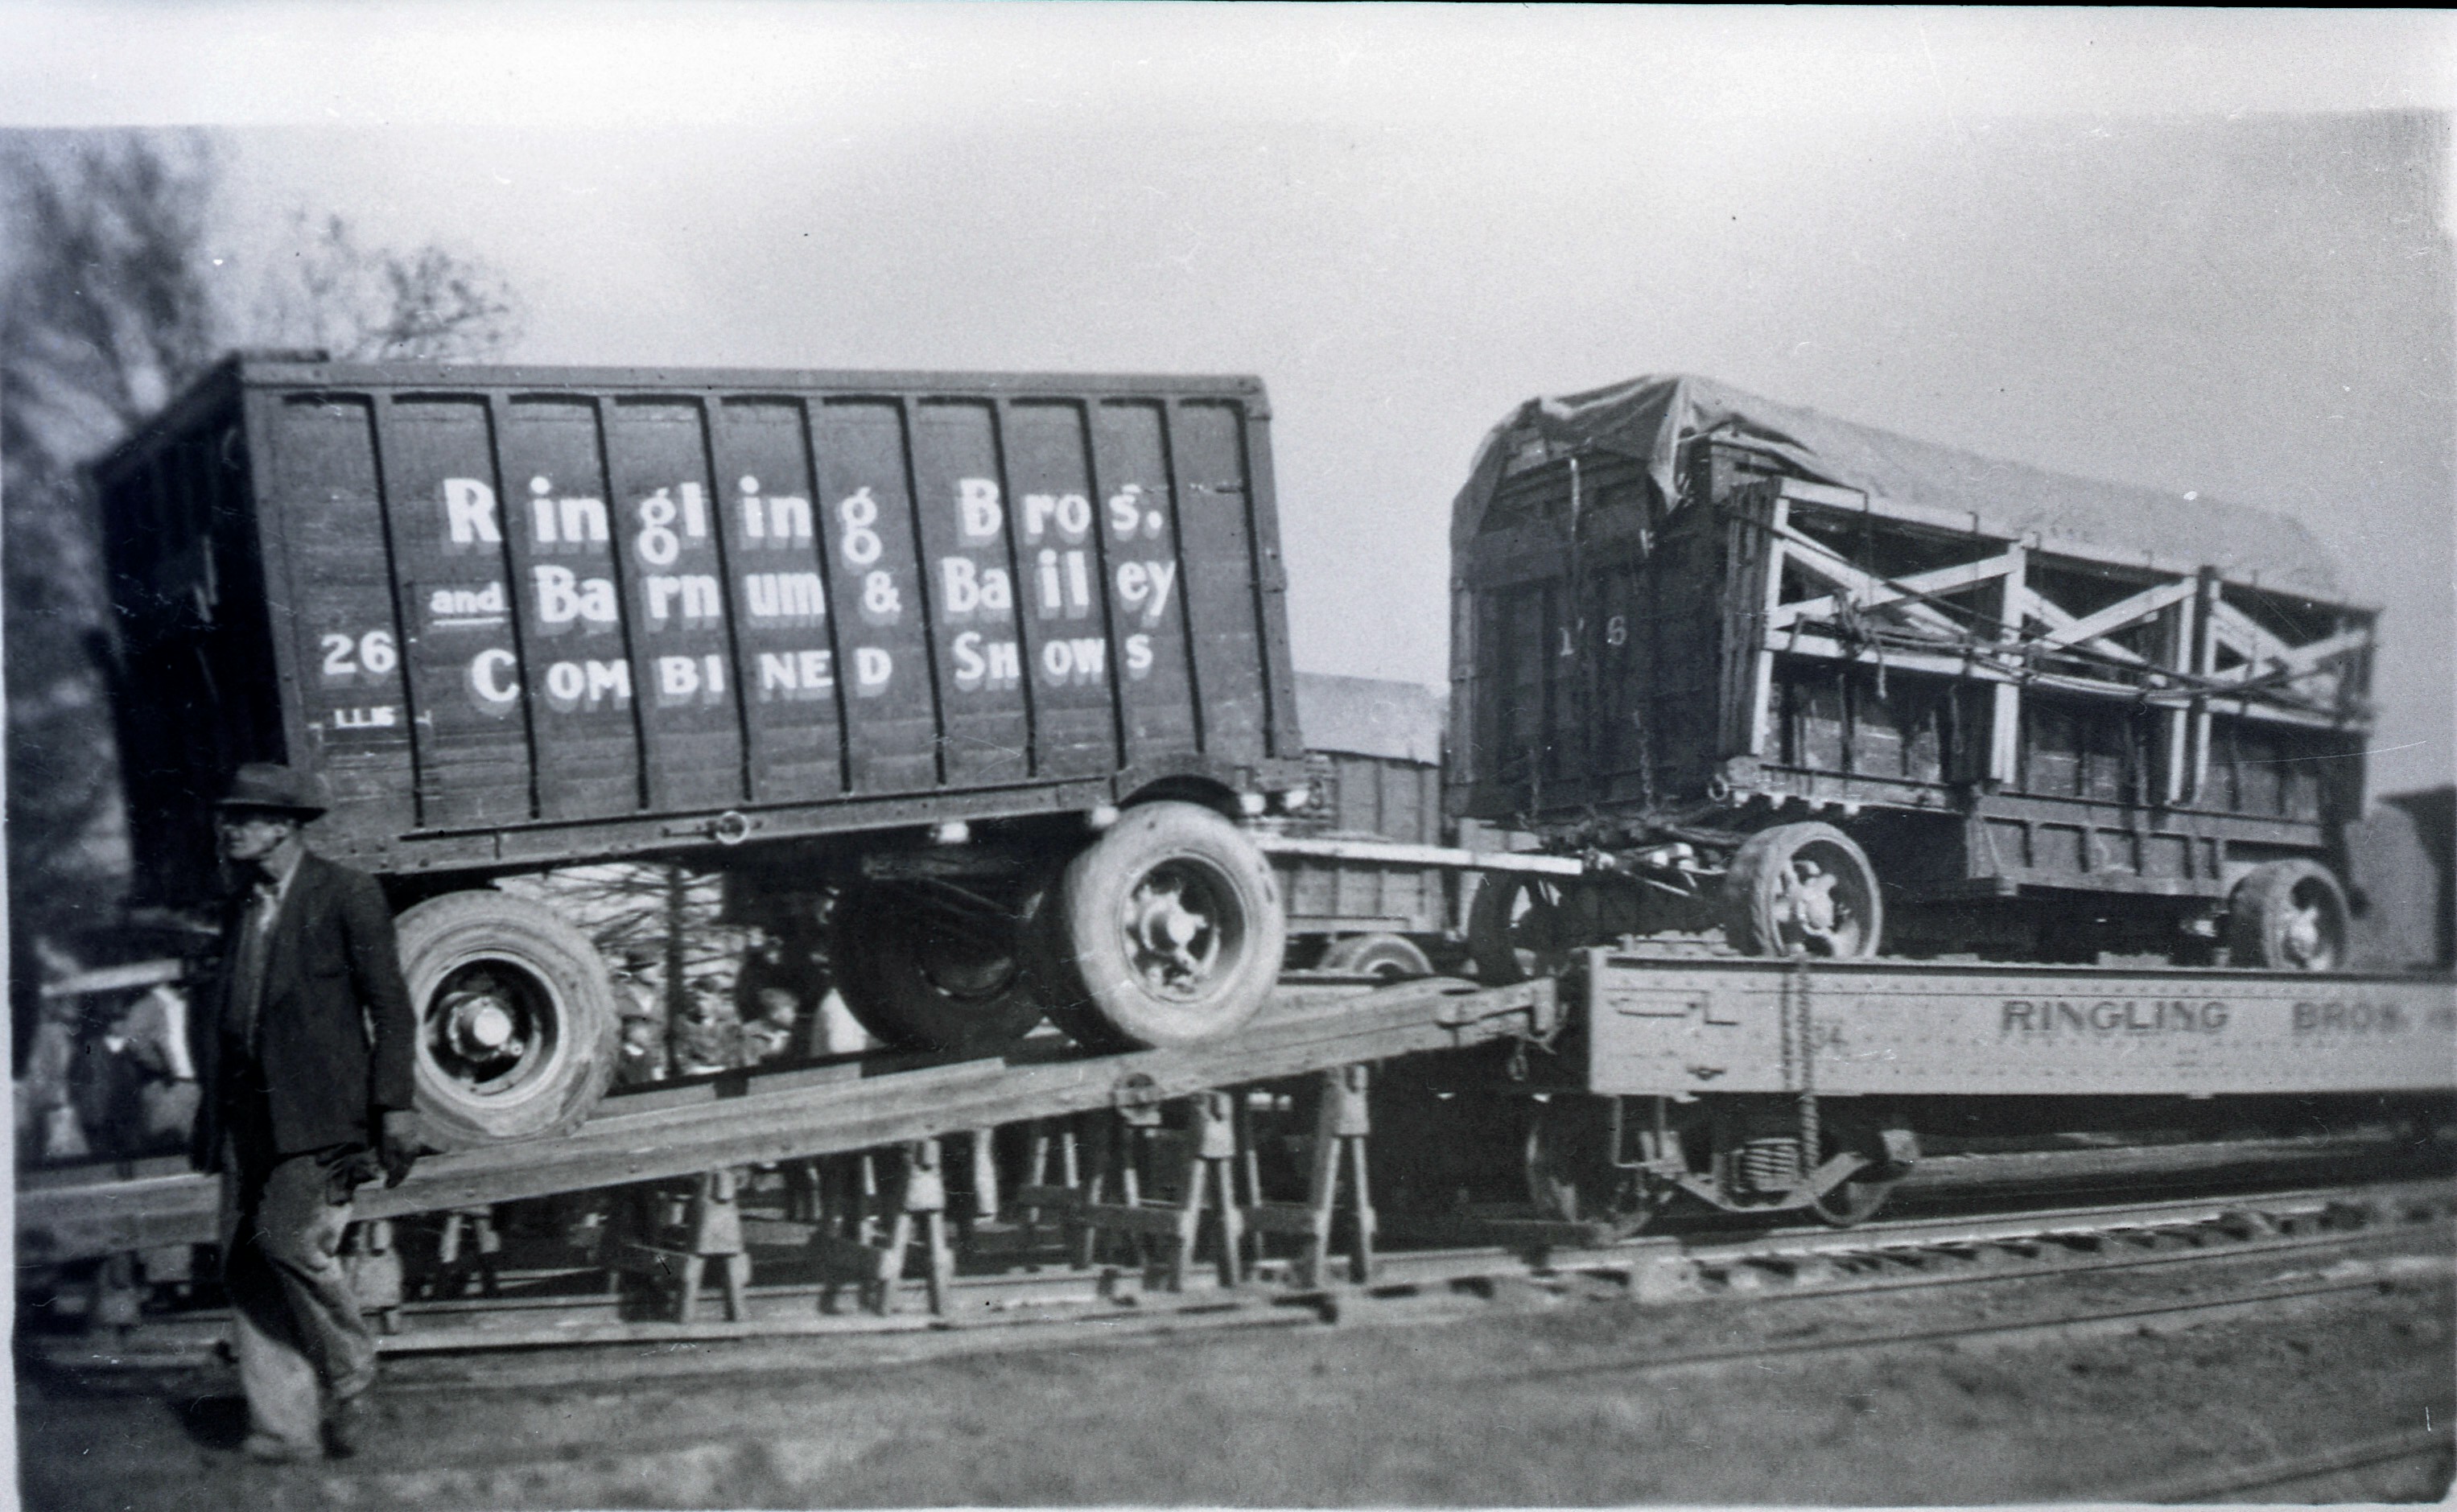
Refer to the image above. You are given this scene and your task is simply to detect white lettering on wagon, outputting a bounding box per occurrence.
[851,646,894,697]
[756,649,835,701]
[468,649,521,716]
[1021,490,1091,543]
[744,571,827,625]
[951,632,1020,692]
[534,566,619,630]
[442,478,501,547]
[655,654,728,707]
[633,484,709,567]
[736,476,813,546]
[957,478,1004,544]
[645,574,722,627]
[937,558,1012,622]
[1107,484,1167,542]
[427,582,507,628]
[542,658,633,714]
[1041,636,1107,686]
[1999,999,2231,1036]
[526,477,608,547]
[1113,559,1177,627]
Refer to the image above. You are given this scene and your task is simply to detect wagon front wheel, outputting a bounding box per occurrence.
[1467,875,1575,984]
[2226,859,2349,971]
[395,892,620,1149]
[1724,822,1884,958]
[1036,801,1286,1052]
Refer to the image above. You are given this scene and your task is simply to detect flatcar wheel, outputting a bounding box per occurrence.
[1523,1098,1655,1237]
[1724,822,1885,958]
[833,882,1047,1057]
[1805,1123,1899,1227]
[395,892,621,1149]
[1808,1169,1896,1228]
[1318,932,1435,980]
[2225,859,2349,971]
[1035,801,1286,1052]
[1468,875,1574,985]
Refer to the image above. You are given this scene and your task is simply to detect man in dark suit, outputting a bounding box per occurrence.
[195,764,423,1462]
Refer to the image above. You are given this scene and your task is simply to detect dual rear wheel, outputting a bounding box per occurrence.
[837,801,1289,1057]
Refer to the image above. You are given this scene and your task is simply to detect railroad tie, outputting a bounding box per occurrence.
[1246,1064,1377,1288]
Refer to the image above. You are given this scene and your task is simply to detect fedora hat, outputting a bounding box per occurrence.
[217,763,329,819]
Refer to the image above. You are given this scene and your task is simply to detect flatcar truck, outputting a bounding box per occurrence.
[90,354,1309,1147]
[1452,374,2377,976]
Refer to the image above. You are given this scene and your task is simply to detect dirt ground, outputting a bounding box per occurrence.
[19,1238,2453,1507]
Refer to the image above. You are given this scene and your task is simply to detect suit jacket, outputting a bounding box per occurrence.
[195,851,418,1168]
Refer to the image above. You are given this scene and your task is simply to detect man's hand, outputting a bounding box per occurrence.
[379,1108,428,1187]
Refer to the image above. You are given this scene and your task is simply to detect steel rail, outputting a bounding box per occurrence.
[30,1178,2447,1371]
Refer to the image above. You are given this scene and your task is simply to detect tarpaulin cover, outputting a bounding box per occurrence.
[1450,374,2345,599]
[1294,672,1444,765]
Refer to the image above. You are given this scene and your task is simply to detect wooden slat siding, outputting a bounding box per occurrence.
[1094,401,1200,766]
[1173,400,1268,762]
[324,397,422,834]
[715,398,846,804]
[372,394,534,827]
[1004,398,1119,781]
[604,398,746,813]
[496,397,645,820]
[282,396,474,826]
[909,398,1029,786]
[810,399,938,795]
[1240,400,1302,761]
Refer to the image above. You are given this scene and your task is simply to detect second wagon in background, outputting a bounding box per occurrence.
[1451,374,2374,974]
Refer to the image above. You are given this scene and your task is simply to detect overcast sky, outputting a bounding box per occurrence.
[6,4,2453,793]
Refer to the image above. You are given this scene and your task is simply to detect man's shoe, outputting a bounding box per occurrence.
[324,1390,373,1459]
[241,1432,319,1465]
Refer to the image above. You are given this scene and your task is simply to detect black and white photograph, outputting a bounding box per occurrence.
[5,6,2454,1506]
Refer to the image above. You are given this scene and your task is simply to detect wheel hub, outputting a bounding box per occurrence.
[442,990,524,1062]
[2281,902,2326,965]
[1123,872,1221,995]
[1776,860,1842,943]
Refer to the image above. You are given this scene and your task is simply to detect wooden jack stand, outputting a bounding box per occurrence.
[343,1220,406,1334]
[813,1139,955,1316]
[432,1205,502,1299]
[625,1170,751,1322]
[1074,1091,1247,1292]
[1247,1065,1376,1287]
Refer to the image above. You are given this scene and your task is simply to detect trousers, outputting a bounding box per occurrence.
[220,1122,377,1448]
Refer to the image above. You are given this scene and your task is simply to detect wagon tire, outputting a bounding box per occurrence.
[1033,801,1285,1052]
[1724,822,1885,959]
[1318,933,1435,981]
[832,882,1048,1057]
[396,892,620,1150]
[1467,875,1576,985]
[2226,859,2349,972]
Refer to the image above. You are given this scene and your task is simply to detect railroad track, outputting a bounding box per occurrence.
[30,1175,2453,1381]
